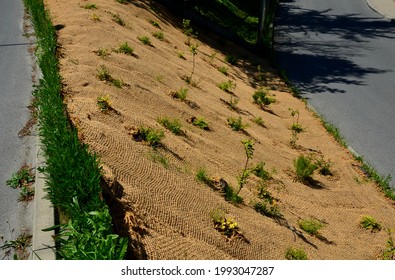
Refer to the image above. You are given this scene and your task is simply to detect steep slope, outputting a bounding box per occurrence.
[45,0,395,259]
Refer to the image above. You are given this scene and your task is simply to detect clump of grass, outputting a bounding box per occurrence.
[0,232,32,260]
[196,168,212,186]
[171,87,188,101]
[224,184,243,204]
[360,215,382,232]
[254,201,281,219]
[90,13,100,22]
[253,88,275,107]
[152,31,164,41]
[112,79,123,88]
[138,35,152,46]
[178,52,185,59]
[84,3,97,9]
[112,13,125,26]
[252,162,272,181]
[97,65,123,88]
[148,19,160,29]
[294,155,318,183]
[285,247,308,260]
[117,42,134,55]
[137,127,165,148]
[18,186,35,202]
[227,116,248,132]
[218,66,228,76]
[228,97,239,111]
[191,116,209,130]
[157,117,183,135]
[97,94,111,112]
[218,80,236,93]
[225,54,237,65]
[6,166,35,189]
[315,156,334,176]
[298,218,323,236]
[252,116,265,127]
[96,47,109,58]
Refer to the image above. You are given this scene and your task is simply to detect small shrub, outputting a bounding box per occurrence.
[138,127,165,147]
[360,215,382,232]
[254,201,281,219]
[224,184,243,204]
[97,65,112,82]
[138,36,152,46]
[171,88,188,101]
[112,13,125,26]
[218,80,236,92]
[192,117,209,130]
[152,31,164,40]
[96,47,109,58]
[252,116,265,127]
[97,94,111,112]
[117,42,134,55]
[285,247,308,260]
[298,218,323,236]
[315,156,334,176]
[294,155,318,183]
[253,88,275,106]
[84,3,97,9]
[218,66,228,76]
[148,19,160,29]
[157,117,182,135]
[225,54,237,65]
[227,116,247,132]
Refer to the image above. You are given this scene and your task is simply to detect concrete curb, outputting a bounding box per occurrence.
[31,135,56,260]
[366,0,395,20]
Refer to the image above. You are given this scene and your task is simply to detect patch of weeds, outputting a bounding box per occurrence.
[97,65,123,88]
[218,80,236,93]
[218,66,228,76]
[294,155,318,184]
[225,54,237,65]
[252,162,272,181]
[228,97,239,111]
[298,218,323,236]
[149,150,169,168]
[227,116,248,132]
[112,13,125,26]
[360,215,382,232]
[117,42,134,55]
[178,52,185,59]
[157,117,183,135]
[254,201,281,219]
[84,3,97,9]
[111,78,124,88]
[148,19,160,29]
[190,116,209,130]
[138,36,152,46]
[18,186,35,202]
[96,47,109,58]
[315,156,334,176]
[285,247,308,260]
[171,87,188,101]
[252,116,265,127]
[196,168,212,186]
[0,232,32,260]
[152,31,164,41]
[97,94,111,112]
[210,209,244,241]
[224,184,243,204]
[91,13,100,22]
[253,88,275,107]
[6,166,35,189]
[383,229,395,260]
[136,127,165,148]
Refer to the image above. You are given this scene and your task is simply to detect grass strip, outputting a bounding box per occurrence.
[23,0,127,259]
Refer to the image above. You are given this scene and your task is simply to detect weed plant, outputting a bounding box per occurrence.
[112,13,125,26]
[254,201,281,218]
[138,36,152,46]
[360,215,382,232]
[218,80,236,92]
[149,19,160,28]
[211,210,242,240]
[84,3,97,9]
[149,151,169,168]
[6,166,34,189]
[187,43,198,83]
[285,247,308,260]
[228,97,239,111]
[315,156,333,176]
[152,31,164,40]
[225,54,237,65]
[252,116,265,127]
[253,88,274,107]
[178,52,185,59]
[218,66,228,76]
[138,127,165,147]
[192,117,209,130]
[383,229,395,260]
[182,19,196,45]
[97,94,111,112]
[227,116,247,131]
[18,186,35,202]
[116,0,130,4]
[294,155,318,183]
[117,42,134,55]
[252,162,272,181]
[224,184,243,204]
[0,232,32,260]
[96,47,109,58]
[171,88,188,101]
[196,168,212,186]
[157,117,183,135]
[237,140,254,194]
[91,13,100,21]
[298,218,323,236]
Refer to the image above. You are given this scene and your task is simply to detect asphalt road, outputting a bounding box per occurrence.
[0,0,36,259]
[274,0,395,185]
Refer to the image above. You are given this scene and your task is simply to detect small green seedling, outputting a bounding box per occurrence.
[227,116,247,132]
[294,155,318,183]
[157,117,183,135]
[97,94,111,112]
[6,166,34,189]
[192,117,209,130]
[171,88,188,101]
[298,218,323,236]
[149,19,161,29]
[84,3,97,9]
[253,88,275,107]
[117,42,134,55]
[218,80,236,93]
[218,66,228,76]
[112,13,125,26]
[138,36,152,46]
[285,247,308,260]
[152,31,164,41]
[360,215,382,232]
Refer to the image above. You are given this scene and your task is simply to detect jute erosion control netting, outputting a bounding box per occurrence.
[45,0,395,259]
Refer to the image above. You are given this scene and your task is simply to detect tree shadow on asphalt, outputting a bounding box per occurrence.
[274,1,394,95]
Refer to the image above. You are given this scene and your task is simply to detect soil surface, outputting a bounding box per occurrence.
[45,0,395,259]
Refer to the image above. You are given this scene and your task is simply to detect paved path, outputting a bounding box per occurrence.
[0,0,36,259]
[274,0,395,185]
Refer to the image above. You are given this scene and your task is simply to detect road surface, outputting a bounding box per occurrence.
[274,0,395,185]
[0,0,36,259]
